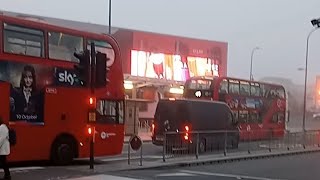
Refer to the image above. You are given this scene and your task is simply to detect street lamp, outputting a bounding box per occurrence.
[108,0,112,34]
[250,47,261,81]
[302,18,320,132]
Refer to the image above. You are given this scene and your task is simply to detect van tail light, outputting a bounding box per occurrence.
[151,122,155,136]
[184,133,189,140]
[185,125,189,132]
[184,125,190,141]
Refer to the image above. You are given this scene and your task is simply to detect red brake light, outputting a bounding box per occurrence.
[89,97,96,105]
[89,97,96,109]
[88,127,92,135]
[184,133,189,140]
[183,125,190,141]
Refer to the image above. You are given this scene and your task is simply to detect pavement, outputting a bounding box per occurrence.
[110,151,320,180]
[8,147,320,180]
[67,145,320,173]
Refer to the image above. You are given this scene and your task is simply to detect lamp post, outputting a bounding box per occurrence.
[250,47,261,81]
[302,18,320,132]
[108,0,112,34]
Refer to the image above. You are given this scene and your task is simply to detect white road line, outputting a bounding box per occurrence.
[0,166,45,172]
[155,172,196,177]
[65,174,141,180]
[180,170,287,180]
[100,155,166,162]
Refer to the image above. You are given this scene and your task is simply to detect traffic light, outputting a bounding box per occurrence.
[95,52,109,88]
[74,50,90,86]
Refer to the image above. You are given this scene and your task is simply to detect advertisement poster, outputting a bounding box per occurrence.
[130,50,219,81]
[0,61,83,124]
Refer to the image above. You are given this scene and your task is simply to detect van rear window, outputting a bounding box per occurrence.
[155,101,189,130]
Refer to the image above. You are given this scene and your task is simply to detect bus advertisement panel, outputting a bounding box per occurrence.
[0,61,86,124]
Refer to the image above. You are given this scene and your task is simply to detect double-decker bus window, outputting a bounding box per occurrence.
[240,81,250,96]
[278,112,285,123]
[3,23,44,57]
[239,110,248,123]
[118,101,124,124]
[272,113,278,123]
[48,31,83,62]
[96,100,124,124]
[188,79,212,90]
[229,80,239,95]
[249,111,262,123]
[219,79,228,94]
[232,110,239,124]
[87,40,115,67]
[250,83,261,97]
[276,87,285,98]
[272,112,285,123]
[261,84,271,98]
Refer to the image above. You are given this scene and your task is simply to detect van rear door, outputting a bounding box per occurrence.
[152,100,188,143]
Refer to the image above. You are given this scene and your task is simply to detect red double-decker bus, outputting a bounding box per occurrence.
[0,14,125,164]
[183,76,287,141]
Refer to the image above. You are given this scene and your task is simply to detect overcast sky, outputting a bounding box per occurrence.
[1,0,320,85]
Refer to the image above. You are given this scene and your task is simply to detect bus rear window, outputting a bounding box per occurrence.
[96,100,124,124]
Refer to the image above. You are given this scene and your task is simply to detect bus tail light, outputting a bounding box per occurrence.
[88,127,93,135]
[89,97,96,107]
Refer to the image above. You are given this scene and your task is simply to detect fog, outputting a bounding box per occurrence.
[2,0,320,86]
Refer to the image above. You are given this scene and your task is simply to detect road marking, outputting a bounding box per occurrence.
[180,170,287,180]
[0,166,45,172]
[259,144,303,148]
[100,155,171,162]
[155,172,196,177]
[65,174,140,180]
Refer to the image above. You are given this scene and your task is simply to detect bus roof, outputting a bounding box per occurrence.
[160,97,230,106]
[187,76,285,88]
[0,14,113,41]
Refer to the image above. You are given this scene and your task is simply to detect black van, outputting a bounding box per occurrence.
[152,98,239,152]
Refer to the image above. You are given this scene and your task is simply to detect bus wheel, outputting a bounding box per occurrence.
[51,137,76,165]
[199,139,206,153]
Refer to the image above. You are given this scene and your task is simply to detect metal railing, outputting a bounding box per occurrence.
[160,129,320,162]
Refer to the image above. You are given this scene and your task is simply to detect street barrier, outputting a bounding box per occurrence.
[161,129,320,162]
